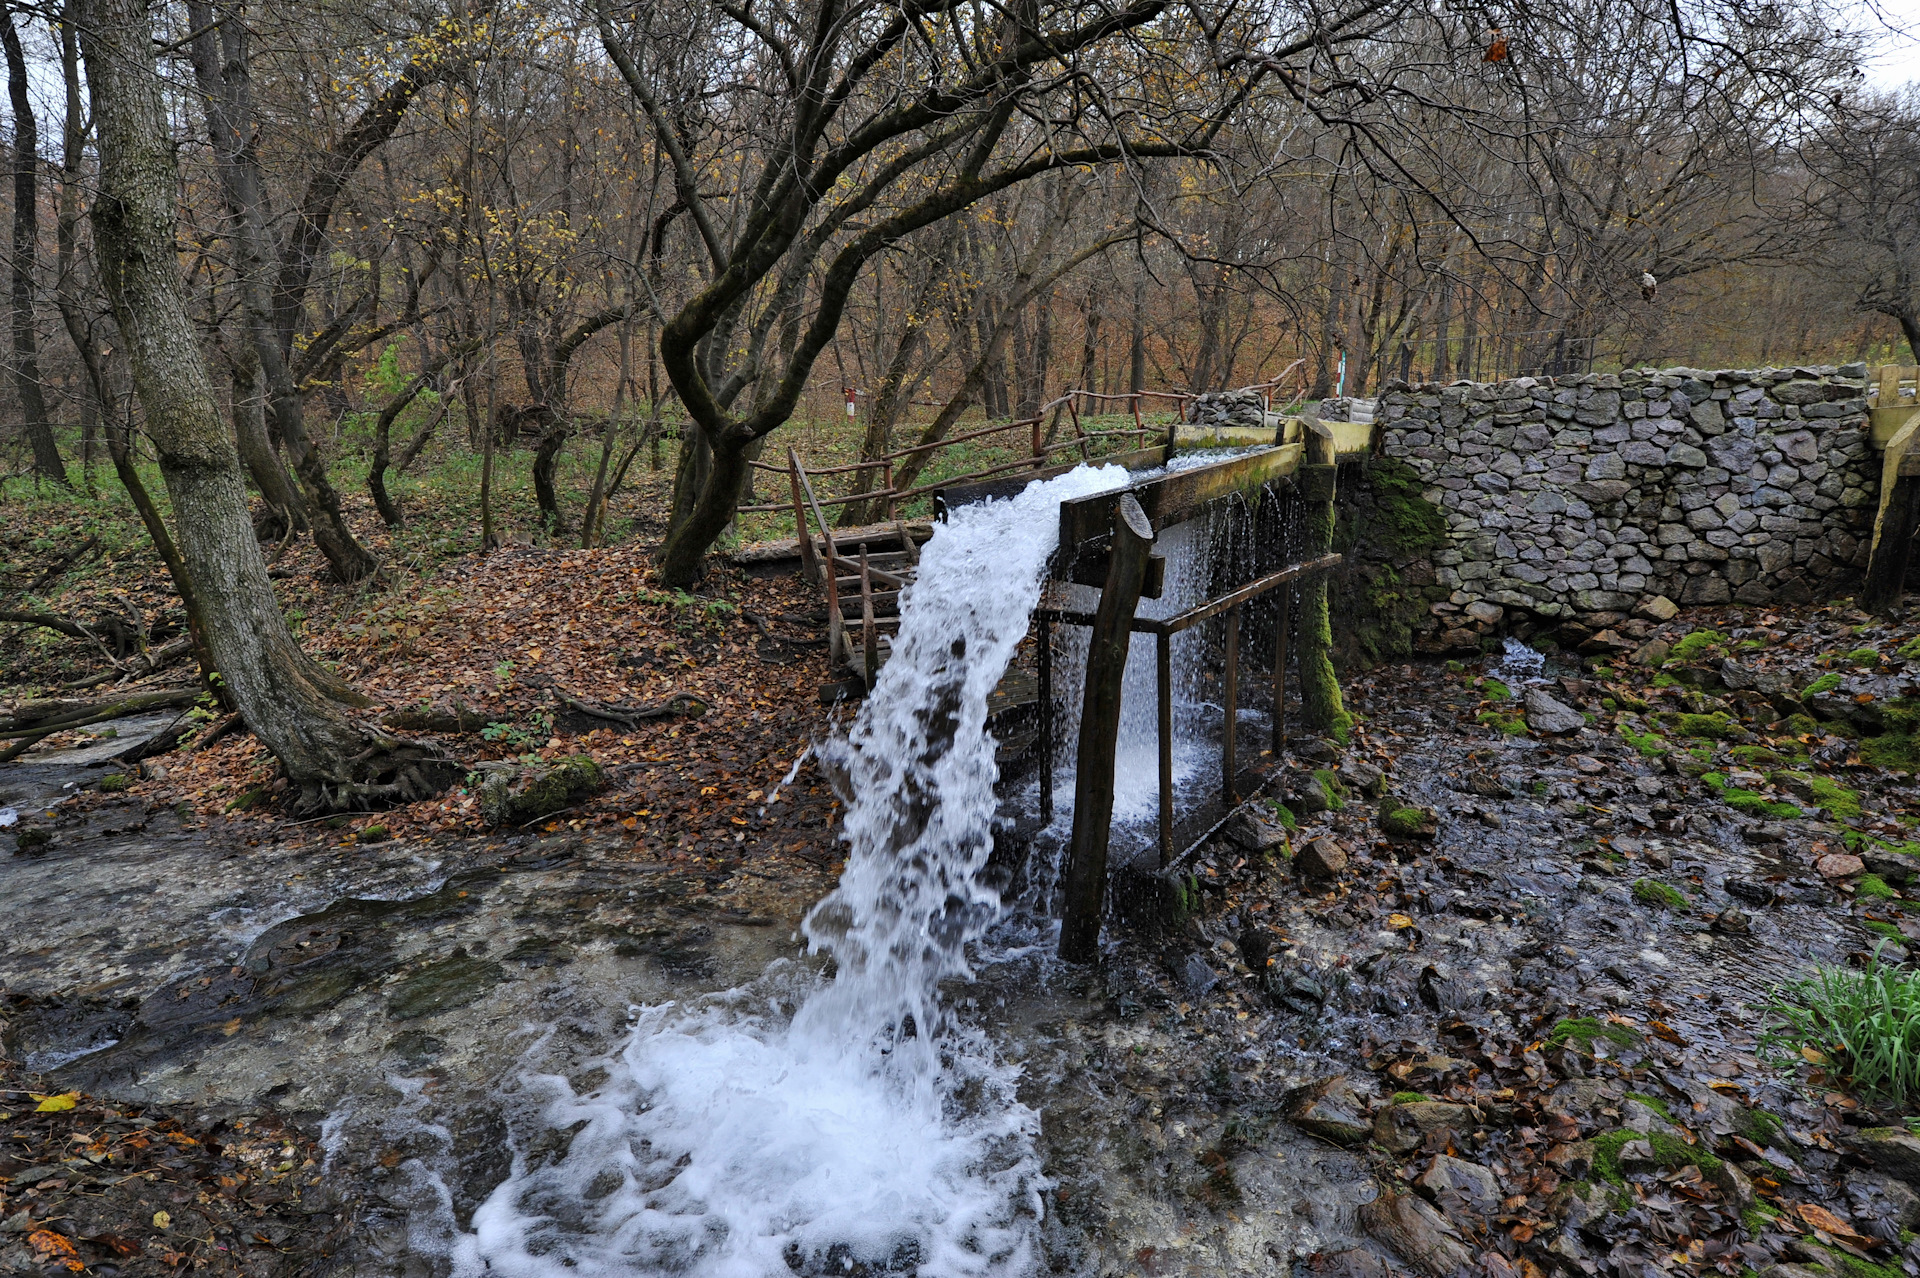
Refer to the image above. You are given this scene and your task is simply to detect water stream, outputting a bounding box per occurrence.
[452,464,1138,1277]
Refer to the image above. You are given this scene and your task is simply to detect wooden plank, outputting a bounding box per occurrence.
[1171,422,1279,451]
[1067,550,1165,598]
[730,520,933,566]
[934,444,1168,510]
[1056,443,1303,555]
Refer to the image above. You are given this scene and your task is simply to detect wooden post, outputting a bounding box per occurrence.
[1157,630,1173,865]
[1223,604,1240,804]
[1865,417,1920,615]
[1031,417,1045,469]
[859,544,879,689]
[1038,612,1055,825]
[1059,493,1155,963]
[1271,585,1290,757]
[881,460,895,522]
[788,448,819,585]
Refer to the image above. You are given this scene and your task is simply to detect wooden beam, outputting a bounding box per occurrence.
[1056,443,1303,556]
[1864,414,1920,615]
[934,444,1168,511]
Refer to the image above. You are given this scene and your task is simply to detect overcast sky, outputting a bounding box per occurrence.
[1858,0,1920,86]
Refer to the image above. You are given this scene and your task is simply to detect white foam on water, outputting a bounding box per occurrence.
[452,464,1134,1278]
[1496,636,1546,682]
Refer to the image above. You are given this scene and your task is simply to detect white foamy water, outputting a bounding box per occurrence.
[1496,636,1545,681]
[453,464,1134,1278]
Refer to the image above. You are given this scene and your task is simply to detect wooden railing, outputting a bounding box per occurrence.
[743,364,1305,521]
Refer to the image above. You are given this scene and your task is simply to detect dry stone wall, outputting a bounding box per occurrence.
[1373,364,1879,645]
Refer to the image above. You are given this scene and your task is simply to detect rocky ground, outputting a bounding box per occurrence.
[10,556,1920,1276]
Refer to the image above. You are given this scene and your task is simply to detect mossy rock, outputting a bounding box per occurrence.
[1546,1016,1641,1054]
[476,754,608,826]
[1664,711,1738,740]
[95,773,131,792]
[1381,805,1438,839]
[1861,733,1920,771]
[1632,878,1689,911]
[1775,770,1862,820]
[386,947,507,1020]
[1802,672,1844,699]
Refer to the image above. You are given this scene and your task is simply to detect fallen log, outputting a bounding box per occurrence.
[555,688,708,727]
[4,687,200,733]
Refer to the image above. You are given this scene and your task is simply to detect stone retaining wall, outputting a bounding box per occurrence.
[1373,363,1879,647]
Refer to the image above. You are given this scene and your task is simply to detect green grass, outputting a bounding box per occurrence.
[1666,630,1726,664]
[1545,1016,1641,1053]
[1803,672,1844,699]
[1633,878,1690,911]
[1763,950,1920,1102]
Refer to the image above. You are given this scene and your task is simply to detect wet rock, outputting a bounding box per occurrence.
[1580,629,1633,653]
[1861,848,1918,886]
[1756,1265,1829,1278]
[1415,1154,1501,1216]
[1461,770,1511,798]
[1748,823,1792,844]
[1361,1185,1474,1277]
[1314,1249,1395,1278]
[1297,738,1342,763]
[1632,638,1671,667]
[1373,1101,1472,1154]
[1712,906,1753,934]
[1635,595,1680,622]
[1180,954,1220,997]
[1297,835,1350,880]
[1846,1128,1920,1186]
[1382,806,1439,840]
[1342,759,1388,798]
[1524,689,1586,735]
[1848,1170,1920,1234]
[387,947,507,1020]
[1222,808,1289,854]
[1290,1076,1374,1146]
[476,754,607,827]
[1815,853,1865,880]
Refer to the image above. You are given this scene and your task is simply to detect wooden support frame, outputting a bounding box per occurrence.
[1865,414,1920,615]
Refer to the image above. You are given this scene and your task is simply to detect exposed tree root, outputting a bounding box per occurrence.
[289,735,461,816]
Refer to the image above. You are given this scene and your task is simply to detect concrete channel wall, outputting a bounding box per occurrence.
[1372,363,1880,647]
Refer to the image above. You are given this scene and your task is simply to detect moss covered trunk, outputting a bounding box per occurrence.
[1299,464,1350,741]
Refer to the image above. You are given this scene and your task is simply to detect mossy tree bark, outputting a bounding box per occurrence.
[1298,464,1350,741]
[79,0,455,812]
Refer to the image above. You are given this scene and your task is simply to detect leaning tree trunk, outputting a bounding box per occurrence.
[79,0,454,812]
[1,10,67,488]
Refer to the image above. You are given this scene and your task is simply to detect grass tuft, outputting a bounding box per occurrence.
[1763,949,1920,1103]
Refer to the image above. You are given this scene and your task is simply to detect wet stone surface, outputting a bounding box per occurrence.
[6,623,1920,1276]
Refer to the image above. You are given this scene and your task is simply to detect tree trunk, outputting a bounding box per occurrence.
[1297,463,1350,742]
[80,0,453,812]
[1,10,66,487]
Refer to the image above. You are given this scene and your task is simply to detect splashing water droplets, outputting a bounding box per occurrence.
[454,464,1132,1278]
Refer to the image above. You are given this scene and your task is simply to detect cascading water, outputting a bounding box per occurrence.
[451,463,1135,1278]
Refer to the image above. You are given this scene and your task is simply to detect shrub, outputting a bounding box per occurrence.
[1763,949,1920,1102]
[1633,878,1690,910]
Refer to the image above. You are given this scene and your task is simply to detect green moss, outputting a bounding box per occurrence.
[1777,771,1863,820]
[1862,734,1920,771]
[1867,920,1906,942]
[1783,713,1822,735]
[1741,1201,1783,1236]
[1382,807,1435,837]
[1652,671,1683,688]
[225,787,268,812]
[1724,792,1805,819]
[360,822,391,843]
[1671,712,1738,740]
[1624,1092,1675,1122]
[1265,800,1298,830]
[1478,710,1528,736]
[1730,746,1783,767]
[1667,630,1727,664]
[1899,636,1920,661]
[1848,647,1882,668]
[1741,1108,1785,1146]
[1620,726,1667,757]
[1803,672,1844,699]
[1633,878,1690,910]
[1545,1016,1641,1053]
[1366,457,1450,554]
[1837,1256,1906,1278]
[1312,768,1347,811]
[1860,874,1902,901]
[1588,1129,1723,1187]
[95,773,130,792]
[1482,678,1512,701]
[1445,659,1465,673]
[1601,698,1618,712]
[1390,1091,1431,1104]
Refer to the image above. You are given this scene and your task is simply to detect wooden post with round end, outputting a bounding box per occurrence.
[1298,459,1349,741]
[1059,492,1155,964]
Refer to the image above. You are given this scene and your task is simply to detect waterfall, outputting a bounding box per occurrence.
[452,463,1135,1278]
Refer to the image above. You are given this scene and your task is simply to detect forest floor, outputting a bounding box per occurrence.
[7,454,1920,1277]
